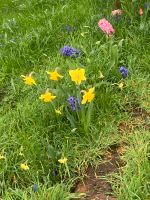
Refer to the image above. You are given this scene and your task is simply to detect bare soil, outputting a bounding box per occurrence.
[73,146,124,200]
[118,106,150,134]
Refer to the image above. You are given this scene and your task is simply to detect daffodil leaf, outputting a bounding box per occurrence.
[47,145,57,160]
[65,107,76,128]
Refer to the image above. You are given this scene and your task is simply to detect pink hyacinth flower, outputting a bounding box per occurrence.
[111,9,123,16]
[139,8,143,16]
[98,18,115,36]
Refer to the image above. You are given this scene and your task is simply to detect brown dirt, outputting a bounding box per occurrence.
[118,106,150,134]
[0,90,5,102]
[73,147,124,200]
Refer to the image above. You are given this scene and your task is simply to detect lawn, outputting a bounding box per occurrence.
[0,0,150,199]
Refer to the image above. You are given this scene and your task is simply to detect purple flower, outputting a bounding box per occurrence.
[119,66,129,78]
[68,96,76,111]
[127,18,131,25]
[144,2,148,9]
[68,96,80,111]
[60,46,80,58]
[62,25,74,33]
[52,171,57,177]
[33,184,38,192]
[114,15,121,21]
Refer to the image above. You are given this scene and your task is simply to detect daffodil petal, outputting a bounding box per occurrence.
[89,87,95,93]
[81,98,87,104]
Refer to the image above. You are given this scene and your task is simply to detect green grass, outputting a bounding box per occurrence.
[113,131,150,200]
[0,0,150,199]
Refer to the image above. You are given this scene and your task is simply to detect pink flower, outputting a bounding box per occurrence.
[98,18,115,36]
[111,9,123,16]
[139,8,143,16]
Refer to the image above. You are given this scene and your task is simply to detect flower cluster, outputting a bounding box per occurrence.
[98,18,115,36]
[111,9,123,16]
[68,96,80,111]
[21,68,95,110]
[119,66,129,78]
[60,46,80,58]
[20,7,132,133]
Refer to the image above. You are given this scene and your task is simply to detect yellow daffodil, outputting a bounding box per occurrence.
[55,109,62,115]
[118,82,124,90]
[47,70,63,81]
[39,90,56,103]
[19,152,24,156]
[21,73,36,86]
[58,157,68,164]
[80,32,88,37]
[95,41,100,45]
[99,71,104,79]
[71,128,77,133]
[81,87,95,104]
[69,68,86,85]
[20,163,29,170]
[0,155,5,160]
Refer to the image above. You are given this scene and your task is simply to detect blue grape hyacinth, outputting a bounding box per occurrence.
[60,46,80,58]
[33,184,38,192]
[52,170,57,177]
[68,96,80,111]
[119,66,129,78]
[62,25,74,33]
[144,2,148,9]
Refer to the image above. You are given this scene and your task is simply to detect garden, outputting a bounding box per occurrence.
[0,0,150,199]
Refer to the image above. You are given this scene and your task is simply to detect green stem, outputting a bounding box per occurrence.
[65,163,70,178]
[57,82,66,95]
[51,102,57,121]
[84,102,93,134]
[75,85,81,122]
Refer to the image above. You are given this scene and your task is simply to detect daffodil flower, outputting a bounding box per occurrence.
[55,109,62,115]
[0,155,5,160]
[21,73,36,86]
[39,90,56,103]
[47,70,63,81]
[71,128,77,133]
[118,82,124,90]
[20,163,29,170]
[19,152,24,156]
[95,41,100,45]
[69,68,86,85]
[58,157,68,164]
[81,87,95,104]
[80,32,88,37]
[99,71,104,79]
